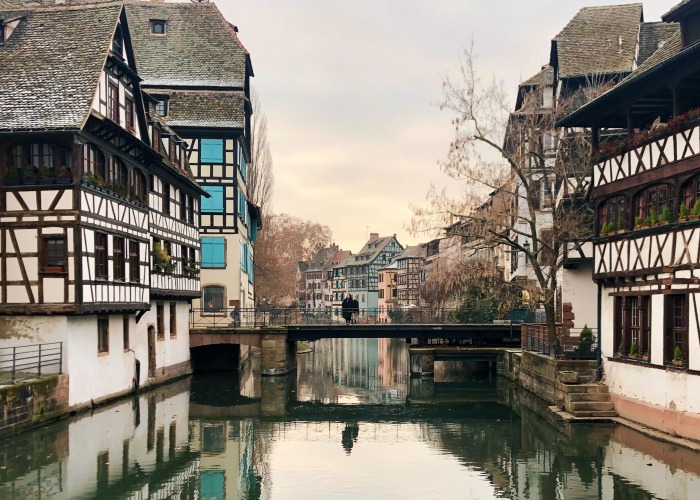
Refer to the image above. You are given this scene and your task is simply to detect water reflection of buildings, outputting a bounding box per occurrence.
[297,338,408,404]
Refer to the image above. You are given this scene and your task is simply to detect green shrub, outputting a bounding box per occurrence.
[693,199,700,216]
[680,203,689,219]
[630,342,638,355]
[578,324,594,352]
[673,345,684,361]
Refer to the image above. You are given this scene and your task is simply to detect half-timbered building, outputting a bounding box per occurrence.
[125,1,262,325]
[0,1,205,407]
[558,0,700,441]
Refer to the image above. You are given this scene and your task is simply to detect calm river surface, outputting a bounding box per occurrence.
[2,338,700,499]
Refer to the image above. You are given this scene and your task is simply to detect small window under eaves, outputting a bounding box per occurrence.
[150,20,166,35]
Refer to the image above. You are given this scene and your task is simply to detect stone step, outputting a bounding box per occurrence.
[562,383,609,394]
[570,410,618,418]
[568,392,612,402]
[570,401,615,412]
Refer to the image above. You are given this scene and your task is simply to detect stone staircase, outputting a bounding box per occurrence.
[563,383,617,418]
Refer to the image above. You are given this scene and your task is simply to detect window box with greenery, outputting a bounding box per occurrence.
[184,260,200,276]
[21,165,38,185]
[38,165,55,185]
[689,199,700,221]
[153,241,173,273]
[672,345,686,367]
[56,166,72,185]
[82,171,106,188]
[4,167,20,186]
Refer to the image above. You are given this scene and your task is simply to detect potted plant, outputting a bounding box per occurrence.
[660,204,671,224]
[679,203,689,221]
[4,167,20,186]
[617,216,626,233]
[38,165,54,184]
[616,341,624,358]
[153,242,173,273]
[184,260,200,276]
[578,324,594,354]
[691,199,700,221]
[22,165,37,184]
[634,215,644,229]
[642,351,649,362]
[649,208,659,226]
[629,341,639,359]
[672,345,685,367]
[56,166,72,184]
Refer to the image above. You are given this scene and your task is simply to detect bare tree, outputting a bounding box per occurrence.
[248,88,274,214]
[254,213,333,306]
[413,47,595,345]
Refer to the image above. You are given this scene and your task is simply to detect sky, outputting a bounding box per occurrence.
[215,0,679,253]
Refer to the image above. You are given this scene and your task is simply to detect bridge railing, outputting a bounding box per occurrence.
[190,306,529,329]
[523,324,598,359]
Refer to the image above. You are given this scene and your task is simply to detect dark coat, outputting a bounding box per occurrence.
[341,297,352,320]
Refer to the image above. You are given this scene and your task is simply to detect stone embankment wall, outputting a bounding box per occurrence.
[0,375,69,436]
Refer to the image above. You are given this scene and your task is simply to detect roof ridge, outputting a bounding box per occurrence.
[32,0,123,12]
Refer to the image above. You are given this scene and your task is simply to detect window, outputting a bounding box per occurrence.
[95,232,108,279]
[162,182,170,215]
[7,143,72,182]
[98,318,109,353]
[635,183,675,223]
[108,82,119,122]
[129,241,140,282]
[202,238,225,268]
[665,294,688,365]
[42,236,66,273]
[529,180,542,210]
[599,195,627,232]
[131,170,146,202]
[379,289,385,299]
[681,175,700,214]
[157,303,165,340]
[170,303,177,338]
[82,144,105,179]
[150,20,166,34]
[188,195,195,224]
[155,99,168,117]
[203,286,225,313]
[0,21,4,44]
[614,295,650,357]
[200,139,224,163]
[113,237,125,281]
[123,315,130,351]
[238,188,247,225]
[201,186,224,213]
[109,158,128,191]
[125,98,135,131]
[239,144,247,178]
[538,229,555,266]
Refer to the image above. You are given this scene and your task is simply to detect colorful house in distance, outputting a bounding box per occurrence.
[558,0,700,441]
[377,261,398,322]
[126,0,262,321]
[0,1,205,406]
[346,233,404,317]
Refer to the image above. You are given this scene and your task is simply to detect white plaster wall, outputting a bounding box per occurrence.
[63,387,190,498]
[559,263,597,329]
[0,316,69,377]
[600,291,615,358]
[66,315,142,407]
[605,441,700,499]
[139,300,191,382]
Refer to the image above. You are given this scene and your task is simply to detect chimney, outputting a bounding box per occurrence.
[369,233,379,241]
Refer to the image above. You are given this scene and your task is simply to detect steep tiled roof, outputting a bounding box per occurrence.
[0,2,122,131]
[619,30,682,86]
[520,66,553,88]
[353,236,400,263]
[396,245,427,260]
[125,1,247,88]
[554,4,643,78]
[156,91,245,129]
[638,22,680,65]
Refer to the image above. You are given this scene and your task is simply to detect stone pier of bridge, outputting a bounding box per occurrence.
[189,327,297,376]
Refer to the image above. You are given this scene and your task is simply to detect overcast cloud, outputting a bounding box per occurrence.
[216,0,679,252]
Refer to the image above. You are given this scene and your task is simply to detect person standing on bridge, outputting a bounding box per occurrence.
[341,293,353,325]
[351,295,359,324]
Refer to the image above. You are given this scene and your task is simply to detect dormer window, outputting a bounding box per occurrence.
[155,98,168,117]
[150,20,166,35]
[112,25,123,58]
[0,21,5,44]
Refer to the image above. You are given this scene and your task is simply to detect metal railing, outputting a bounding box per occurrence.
[190,306,535,330]
[523,324,598,359]
[0,342,63,385]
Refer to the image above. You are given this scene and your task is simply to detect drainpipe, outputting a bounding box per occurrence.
[597,282,602,381]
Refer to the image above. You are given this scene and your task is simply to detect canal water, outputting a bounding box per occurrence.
[1,338,700,499]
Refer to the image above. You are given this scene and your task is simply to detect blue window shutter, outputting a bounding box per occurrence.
[238,188,247,224]
[248,245,254,284]
[202,238,225,268]
[240,241,246,271]
[200,139,224,163]
[201,186,224,213]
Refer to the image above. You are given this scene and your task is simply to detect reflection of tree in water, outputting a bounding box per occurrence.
[341,423,359,455]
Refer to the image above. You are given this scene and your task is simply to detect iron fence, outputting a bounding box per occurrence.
[0,342,63,385]
[190,306,537,329]
[523,324,598,359]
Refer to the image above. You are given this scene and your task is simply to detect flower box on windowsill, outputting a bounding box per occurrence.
[42,266,65,274]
